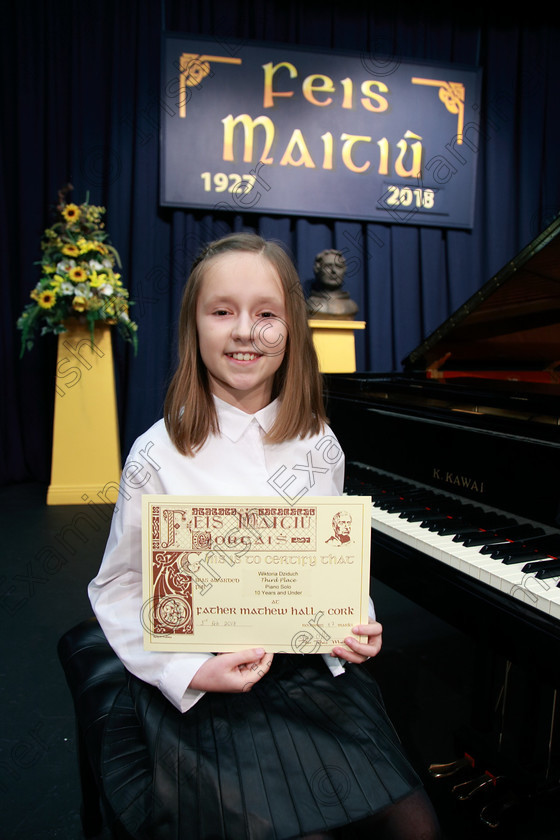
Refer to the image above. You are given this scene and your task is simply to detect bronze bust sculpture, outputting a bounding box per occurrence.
[306,250,359,318]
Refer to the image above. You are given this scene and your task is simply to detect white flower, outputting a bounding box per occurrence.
[75,283,93,298]
[89,259,104,270]
[57,259,76,273]
[61,281,74,294]
[99,283,113,296]
[102,258,112,269]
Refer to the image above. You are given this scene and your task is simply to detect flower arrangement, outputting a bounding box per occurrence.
[18,187,138,357]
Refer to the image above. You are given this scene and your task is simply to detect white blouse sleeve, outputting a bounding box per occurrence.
[88,448,213,714]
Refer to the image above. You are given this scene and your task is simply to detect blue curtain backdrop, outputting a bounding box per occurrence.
[2,0,559,486]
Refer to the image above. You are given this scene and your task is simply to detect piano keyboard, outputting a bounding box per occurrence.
[345,462,560,622]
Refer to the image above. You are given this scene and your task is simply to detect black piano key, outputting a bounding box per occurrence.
[380,493,434,512]
[535,563,560,580]
[452,528,486,541]
[373,488,418,506]
[464,524,543,548]
[406,512,438,522]
[467,534,511,548]
[489,545,525,559]
[452,515,519,542]
[405,510,446,523]
[386,501,430,513]
[494,532,560,562]
[437,519,479,536]
[426,516,470,533]
[376,498,409,510]
[399,506,432,518]
[501,551,550,565]
[488,540,544,559]
[401,495,465,521]
[491,546,546,562]
[420,514,456,528]
[480,543,507,555]
[371,492,400,503]
[522,558,560,573]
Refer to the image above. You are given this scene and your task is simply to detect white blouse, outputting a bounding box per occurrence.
[89,396,356,713]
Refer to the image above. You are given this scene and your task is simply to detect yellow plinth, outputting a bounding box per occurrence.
[308,319,366,373]
[47,322,121,505]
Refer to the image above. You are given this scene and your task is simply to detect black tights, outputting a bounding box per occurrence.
[301,787,441,840]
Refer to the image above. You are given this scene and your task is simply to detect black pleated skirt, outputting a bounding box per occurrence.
[101,655,421,840]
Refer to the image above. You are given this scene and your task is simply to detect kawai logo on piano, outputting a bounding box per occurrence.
[432,468,484,494]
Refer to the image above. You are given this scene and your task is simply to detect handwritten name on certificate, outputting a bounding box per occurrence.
[141,496,371,653]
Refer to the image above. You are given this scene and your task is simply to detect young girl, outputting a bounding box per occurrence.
[89,233,440,840]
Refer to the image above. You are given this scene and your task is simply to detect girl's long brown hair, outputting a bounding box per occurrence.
[164,233,327,455]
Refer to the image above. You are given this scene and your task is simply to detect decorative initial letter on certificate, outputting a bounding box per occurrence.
[141,496,371,653]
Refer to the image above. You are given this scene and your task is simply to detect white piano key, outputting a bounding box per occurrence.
[370,499,560,622]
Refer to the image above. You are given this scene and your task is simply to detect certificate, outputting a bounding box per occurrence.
[141,495,371,653]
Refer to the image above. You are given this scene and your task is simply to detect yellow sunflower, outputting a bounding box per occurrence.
[62,203,81,223]
[62,244,80,257]
[37,290,57,309]
[68,266,87,283]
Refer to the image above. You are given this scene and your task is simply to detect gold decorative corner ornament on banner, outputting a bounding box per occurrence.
[17,185,139,505]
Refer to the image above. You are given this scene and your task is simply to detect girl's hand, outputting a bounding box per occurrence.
[189,648,274,693]
[331,620,383,665]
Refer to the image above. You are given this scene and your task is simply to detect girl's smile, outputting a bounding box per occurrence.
[227,351,260,361]
[196,251,288,413]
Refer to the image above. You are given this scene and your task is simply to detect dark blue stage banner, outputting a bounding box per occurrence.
[160,34,482,228]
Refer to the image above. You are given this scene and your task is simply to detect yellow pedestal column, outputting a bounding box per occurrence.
[308,319,366,373]
[47,321,121,505]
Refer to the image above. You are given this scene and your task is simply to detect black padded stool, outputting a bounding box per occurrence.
[57,618,152,839]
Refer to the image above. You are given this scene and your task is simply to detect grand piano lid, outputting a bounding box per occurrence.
[403,214,560,381]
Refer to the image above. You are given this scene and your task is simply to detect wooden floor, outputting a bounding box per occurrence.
[1,481,558,839]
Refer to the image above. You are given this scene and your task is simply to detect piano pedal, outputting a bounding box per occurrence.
[479,789,517,829]
[452,770,502,802]
[428,752,475,778]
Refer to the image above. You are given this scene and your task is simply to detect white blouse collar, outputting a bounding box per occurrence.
[213,395,280,442]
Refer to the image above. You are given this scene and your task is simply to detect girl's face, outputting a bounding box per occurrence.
[195,251,288,413]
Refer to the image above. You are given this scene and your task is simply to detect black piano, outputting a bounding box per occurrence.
[324,217,560,805]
